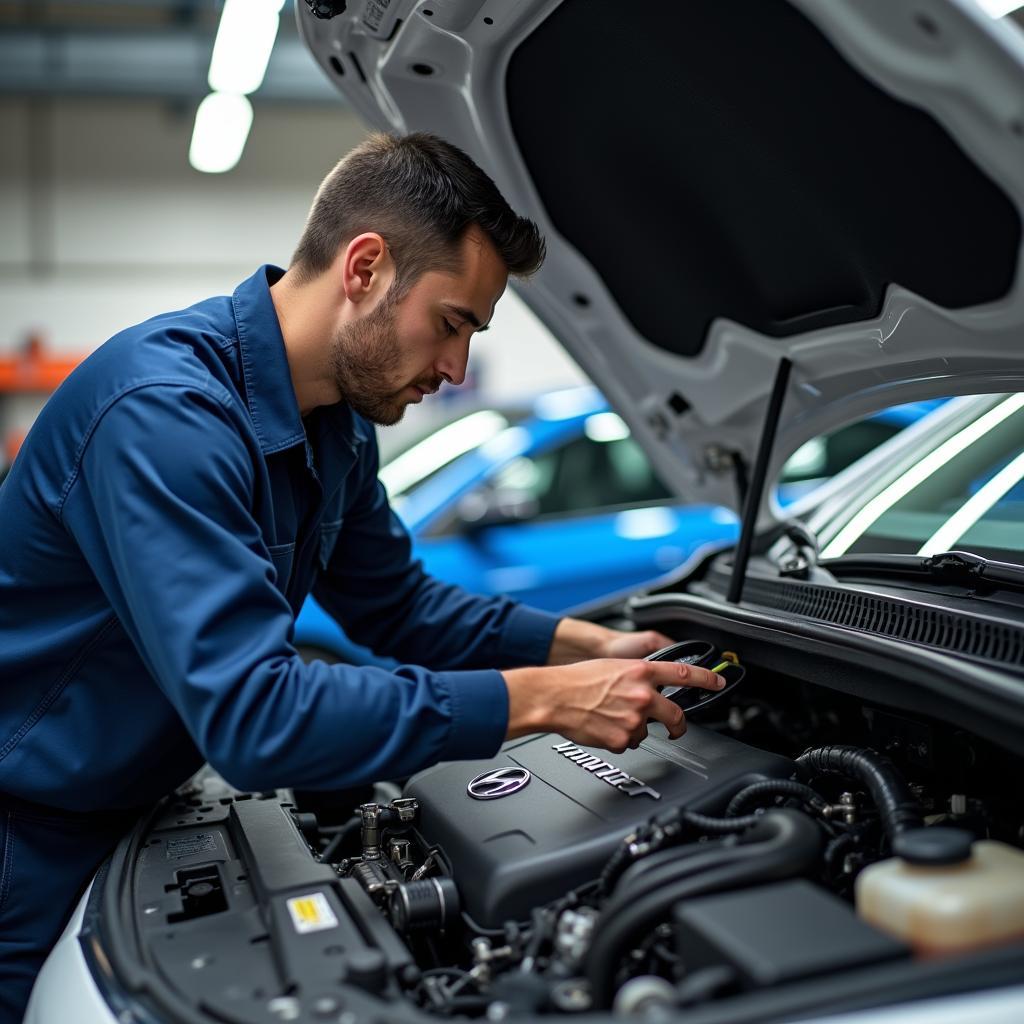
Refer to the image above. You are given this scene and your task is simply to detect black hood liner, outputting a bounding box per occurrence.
[507,0,1021,357]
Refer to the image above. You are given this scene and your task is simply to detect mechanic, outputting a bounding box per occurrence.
[0,132,723,1020]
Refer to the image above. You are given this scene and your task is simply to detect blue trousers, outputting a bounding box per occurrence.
[0,796,135,1023]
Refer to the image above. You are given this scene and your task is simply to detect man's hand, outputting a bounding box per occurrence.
[547,617,673,665]
[502,658,725,754]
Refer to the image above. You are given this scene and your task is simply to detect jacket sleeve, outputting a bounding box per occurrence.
[60,383,513,792]
[312,432,559,671]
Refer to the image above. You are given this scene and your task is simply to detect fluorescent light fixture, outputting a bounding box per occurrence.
[918,446,1024,556]
[378,411,508,497]
[975,0,1024,17]
[189,92,254,174]
[208,0,284,96]
[584,412,630,443]
[822,394,1024,557]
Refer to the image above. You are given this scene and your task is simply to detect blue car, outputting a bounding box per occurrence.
[294,387,938,664]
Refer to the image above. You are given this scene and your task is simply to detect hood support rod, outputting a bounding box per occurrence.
[727,357,792,604]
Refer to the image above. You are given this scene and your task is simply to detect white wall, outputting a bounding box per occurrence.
[0,99,370,353]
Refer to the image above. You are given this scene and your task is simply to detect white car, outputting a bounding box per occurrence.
[29,1,1024,1022]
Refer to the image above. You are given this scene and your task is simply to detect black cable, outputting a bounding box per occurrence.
[726,779,829,817]
[795,745,922,838]
[318,814,360,863]
[586,810,822,1008]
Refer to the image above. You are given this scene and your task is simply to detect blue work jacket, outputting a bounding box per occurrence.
[0,266,559,812]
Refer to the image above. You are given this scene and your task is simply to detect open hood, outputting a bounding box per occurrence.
[299,0,1024,521]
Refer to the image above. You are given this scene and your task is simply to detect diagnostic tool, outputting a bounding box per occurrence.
[645,639,745,713]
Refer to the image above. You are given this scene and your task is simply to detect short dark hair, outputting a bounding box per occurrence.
[291,132,545,289]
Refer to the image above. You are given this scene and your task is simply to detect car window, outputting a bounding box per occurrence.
[491,414,671,519]
[379,409,524,500]
[822,394,1024,563]
[781,419,904,486]
[780,402,945,488]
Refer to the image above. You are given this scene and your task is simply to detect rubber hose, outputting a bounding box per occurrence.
[319,815,361,863]
[679,810,765,834]
[726,779,828,818]
[612,806,814,903]
[610,835,733,901]
[586,809,822,1008]
[795,745,922,838]
[612,840,727,896]
[599,808,768,894]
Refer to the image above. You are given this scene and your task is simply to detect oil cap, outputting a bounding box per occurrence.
[892,827,974,866]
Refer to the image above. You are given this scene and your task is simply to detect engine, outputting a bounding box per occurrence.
[129,631,1024,1024]
[406,724,794,926]
[283,639,1024,1018]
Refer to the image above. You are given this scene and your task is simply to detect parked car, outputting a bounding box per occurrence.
[295,387,940,664]
[28,2,1024,1023]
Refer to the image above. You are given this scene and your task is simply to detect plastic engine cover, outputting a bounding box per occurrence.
[405,723,794,926]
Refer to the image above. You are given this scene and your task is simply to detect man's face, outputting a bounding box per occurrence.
[329,227,508,426]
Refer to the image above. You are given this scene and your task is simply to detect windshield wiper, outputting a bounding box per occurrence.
[824,550,1024,595]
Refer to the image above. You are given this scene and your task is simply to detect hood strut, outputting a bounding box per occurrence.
[727,357,792,604]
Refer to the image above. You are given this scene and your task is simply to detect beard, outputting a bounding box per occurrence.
[328,291,442,426]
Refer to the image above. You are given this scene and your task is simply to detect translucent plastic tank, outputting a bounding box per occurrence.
[855,827,1024,956]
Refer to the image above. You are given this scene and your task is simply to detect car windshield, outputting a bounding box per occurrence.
[378,409,525,500]
[821,394,1024,565]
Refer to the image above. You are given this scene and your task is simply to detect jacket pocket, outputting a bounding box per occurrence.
[266,541,296,592]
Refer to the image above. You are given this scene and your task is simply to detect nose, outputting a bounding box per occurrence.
[436,333,470,387]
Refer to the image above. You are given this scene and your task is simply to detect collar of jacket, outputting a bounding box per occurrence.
[231,264,370,458]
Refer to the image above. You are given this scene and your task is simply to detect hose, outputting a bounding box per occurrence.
[598,808,771,895]
[586,809,822,1008]
[318,814,361,863]
[726,779,828,818]
[795,745,922,838]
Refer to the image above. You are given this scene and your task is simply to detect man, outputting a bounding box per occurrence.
[0,132,721,1019]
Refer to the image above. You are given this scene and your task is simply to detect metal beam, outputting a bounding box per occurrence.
[0,27,345,106]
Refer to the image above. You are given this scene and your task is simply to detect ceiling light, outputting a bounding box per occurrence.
[189,92,254,174]
[208,0,284,96]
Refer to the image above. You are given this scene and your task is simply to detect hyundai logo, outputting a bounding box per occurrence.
[467,766,532,800]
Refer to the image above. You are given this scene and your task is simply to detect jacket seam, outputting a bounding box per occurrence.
[0,617,120,766]
[56,378,235,522]
[0,811,12,917]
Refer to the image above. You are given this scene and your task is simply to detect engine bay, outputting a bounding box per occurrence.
[93,628,1024,1024]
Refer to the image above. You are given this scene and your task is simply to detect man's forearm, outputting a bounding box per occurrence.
[547,617,674,665]
[547,617,614,664]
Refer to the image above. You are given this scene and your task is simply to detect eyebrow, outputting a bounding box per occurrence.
[443,303,490,332]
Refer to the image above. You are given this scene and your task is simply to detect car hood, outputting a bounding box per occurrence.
[299,0,1024,520]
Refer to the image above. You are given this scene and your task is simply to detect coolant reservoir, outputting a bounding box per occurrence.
[855,827,1024,956]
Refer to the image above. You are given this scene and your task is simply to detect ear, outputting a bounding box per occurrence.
[340,232,393,305]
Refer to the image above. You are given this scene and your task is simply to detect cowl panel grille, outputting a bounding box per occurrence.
[737,577,1024,667]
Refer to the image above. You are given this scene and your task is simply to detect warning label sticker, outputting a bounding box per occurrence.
[286,892,339,935]
[165,833,217,860]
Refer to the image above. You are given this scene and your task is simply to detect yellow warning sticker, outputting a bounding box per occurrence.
[286,892,339,934]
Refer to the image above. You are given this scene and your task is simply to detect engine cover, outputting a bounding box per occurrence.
[405,724,794,926]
